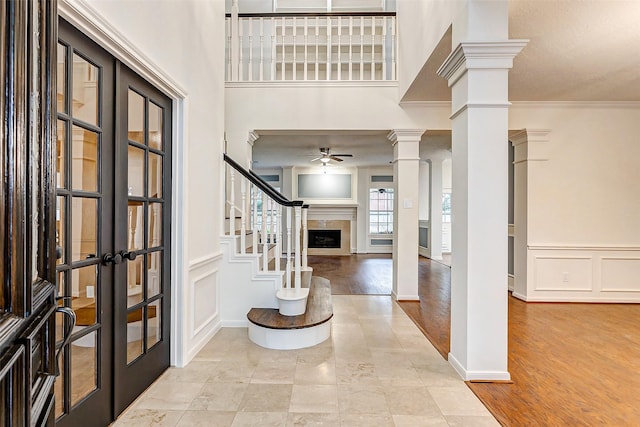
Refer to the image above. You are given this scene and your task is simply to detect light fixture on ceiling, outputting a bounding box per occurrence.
[320,157,330,164]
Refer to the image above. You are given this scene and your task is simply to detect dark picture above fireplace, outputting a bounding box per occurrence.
[308,230,341,249]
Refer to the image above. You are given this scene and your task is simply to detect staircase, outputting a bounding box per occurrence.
[219,154,332,349]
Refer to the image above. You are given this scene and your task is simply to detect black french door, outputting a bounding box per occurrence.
[55,19,172,426]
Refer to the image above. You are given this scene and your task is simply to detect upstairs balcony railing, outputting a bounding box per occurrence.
[225,11,397,82]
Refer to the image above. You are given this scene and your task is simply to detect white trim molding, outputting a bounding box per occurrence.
[448,353,511,382]
[437,40,529,86]
[517,245,640,302]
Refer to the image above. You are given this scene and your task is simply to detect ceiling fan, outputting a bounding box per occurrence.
[310,147,353,164]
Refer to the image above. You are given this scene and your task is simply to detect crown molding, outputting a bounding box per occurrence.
[58,0,187,99]
[387,129,426,145]
[398,101,452,108]
[510,129,551,162]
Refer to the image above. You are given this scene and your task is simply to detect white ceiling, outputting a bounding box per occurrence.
[252,0,640,169]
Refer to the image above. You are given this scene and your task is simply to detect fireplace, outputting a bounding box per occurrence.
[308,230,341,249]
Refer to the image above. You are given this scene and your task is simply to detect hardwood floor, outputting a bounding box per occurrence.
[312,254,640,426]
[307,254,392,295]
[398,257,451,359]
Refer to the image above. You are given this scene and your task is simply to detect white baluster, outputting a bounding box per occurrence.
[275,205,282,273]
[348,16,353,81]
[238,17,244,81]
[391,16,396,80]
[259,18,264,81]
[240,179,246,254]
[302,207,308,269]
[281,16,286,80]
[252,185,258,255]
[303,17,308,81]
[315,17,319,80]
[262,197,268,271]
[337,16,342,81]
[248,17,253,81]
[370,16,375,80]
[326,17,331,80]
[294,205,302,289]
[271,17,276,80]
[286,207,292,289]
[226,18,232,80]
[292,17,297,80]
[229,168,235,237]
[382,16,387,80]
[230,0,239,81]
[360,16,364,80]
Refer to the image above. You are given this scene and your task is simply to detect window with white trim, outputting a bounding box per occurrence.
[369,187,394,234]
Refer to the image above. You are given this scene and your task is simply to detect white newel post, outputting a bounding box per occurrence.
[230,0,239,81]
[240,179,246,254]
[275,205,282,273]
[252,184,258,255]
[428,158,444,261]
[229,168,236,237]
[294,205,302,289]
[302,206,308,269]
[262,197,268,272]
[286,207,292,289]
[388,129,424,301]
[437,40,527,381]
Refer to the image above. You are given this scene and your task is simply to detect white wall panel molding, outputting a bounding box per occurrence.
[185,268,221,363]
[601,257,640,292]
[529,244,640,251]
[188,251,224,270]
[191,269,220,337]
[523,247,640,302]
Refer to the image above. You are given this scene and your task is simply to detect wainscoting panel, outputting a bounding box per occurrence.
[601,257,640,292]
[521,246,640,302]
[184,252,223,363]
[534,257,593,292]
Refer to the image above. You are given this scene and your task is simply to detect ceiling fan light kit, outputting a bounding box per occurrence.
[311,147,354,164]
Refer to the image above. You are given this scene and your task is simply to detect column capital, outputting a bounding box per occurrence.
[387,129,425,145]
[510,129,551,162]
[437,40,528,87]
[247,130,259,146]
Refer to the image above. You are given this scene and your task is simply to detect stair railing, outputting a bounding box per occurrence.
[224,154,305,289]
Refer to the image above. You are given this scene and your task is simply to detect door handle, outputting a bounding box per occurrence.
[54,305,77,376]
[120,250,137,261]
[103,252,123,265]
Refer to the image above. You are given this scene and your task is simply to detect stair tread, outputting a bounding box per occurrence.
[247,277,332,330]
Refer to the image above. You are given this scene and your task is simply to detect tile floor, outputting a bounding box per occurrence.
[114,295,498,426]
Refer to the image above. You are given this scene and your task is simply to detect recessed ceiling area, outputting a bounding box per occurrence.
[251,130,451,169]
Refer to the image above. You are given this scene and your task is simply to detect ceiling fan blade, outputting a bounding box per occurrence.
[329,155,344,162]
[332,154,353,157]
[310,156,323,162]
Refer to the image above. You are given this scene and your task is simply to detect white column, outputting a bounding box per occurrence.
[437,40,526,381]
[388,130,424,301]
[428,158,443,261]
[510,129,551,301]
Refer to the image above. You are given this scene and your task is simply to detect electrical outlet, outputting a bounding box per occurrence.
[86,285,95,298]
[562,272,569,283]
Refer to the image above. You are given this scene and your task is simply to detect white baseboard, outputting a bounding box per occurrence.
[392,291,419,301]
[448,353,511,382]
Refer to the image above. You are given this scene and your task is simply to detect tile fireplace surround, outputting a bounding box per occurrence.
[307,220,351,255]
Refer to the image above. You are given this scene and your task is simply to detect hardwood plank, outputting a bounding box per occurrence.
[247,277,333,330]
